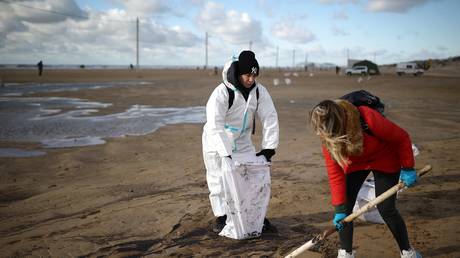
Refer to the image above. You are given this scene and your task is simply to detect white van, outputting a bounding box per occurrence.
[396,62,424,76]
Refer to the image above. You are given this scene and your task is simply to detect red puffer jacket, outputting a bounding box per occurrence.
[322,106,414,206]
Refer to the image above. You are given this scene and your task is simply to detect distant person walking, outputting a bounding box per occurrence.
[336,65,340,75]
[37,60,43,76]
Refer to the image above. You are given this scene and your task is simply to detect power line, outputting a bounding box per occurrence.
[1,0,90,21]
[0,0,136,23]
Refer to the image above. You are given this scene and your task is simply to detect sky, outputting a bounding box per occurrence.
[1,0,459,67]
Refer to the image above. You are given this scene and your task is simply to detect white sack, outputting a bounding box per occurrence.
[219,152,271,239]
[352,177,385,224]
[353,143,420,224]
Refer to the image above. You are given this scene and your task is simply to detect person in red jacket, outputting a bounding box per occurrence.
[309,99,421,258]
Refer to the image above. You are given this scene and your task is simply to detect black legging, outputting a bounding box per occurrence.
[339,170,411,252]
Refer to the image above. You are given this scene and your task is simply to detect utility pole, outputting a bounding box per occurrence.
[305,52,308,71]
[292,49,296,69]
[275,46,279,69]
[249,41,252,51]
[136,17,139,68]
[346,48,350,67]
[205,32,208,70]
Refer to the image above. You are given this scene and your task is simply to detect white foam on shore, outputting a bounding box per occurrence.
[0,81,151,97]
[2,93,23,96]
[0,96,205,150]
[41,137,106,148]
[0,82,205,156]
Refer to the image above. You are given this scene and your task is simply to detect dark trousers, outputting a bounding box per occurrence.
[339,170,411,252]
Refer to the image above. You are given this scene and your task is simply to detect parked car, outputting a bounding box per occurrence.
[346,66,368,76]
[396,62,424,76]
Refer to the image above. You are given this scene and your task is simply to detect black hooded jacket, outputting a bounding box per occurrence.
[226,61,256,101]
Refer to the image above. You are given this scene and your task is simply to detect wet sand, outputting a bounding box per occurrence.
[1,67,459,257]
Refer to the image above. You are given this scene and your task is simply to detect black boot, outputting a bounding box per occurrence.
[262,218,276,233]
[212,215,227,233]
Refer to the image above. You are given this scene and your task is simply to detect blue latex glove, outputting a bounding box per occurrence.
[333,212,347,231]
[400,168,417,187]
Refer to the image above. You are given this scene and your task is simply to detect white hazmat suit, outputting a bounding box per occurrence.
[202,59,279,218]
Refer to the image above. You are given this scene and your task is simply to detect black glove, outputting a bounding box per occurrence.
[256,149,276,162]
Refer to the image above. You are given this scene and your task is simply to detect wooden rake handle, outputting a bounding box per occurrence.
[285,164,432,258]
[344,164,431,223]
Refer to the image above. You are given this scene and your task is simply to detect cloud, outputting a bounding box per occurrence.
[0,5,27,45]
[322,0,432,14]
[258,0,274,17]
[0,0,86,48]
[140,22,200,47]
[114,0,172,18]
[380,48,450,64]
[305,45,327,58]
[367,0,429,13]
[9,0,88,23]
[340,45,388,61]
[319,0,358,4]
[271,21,315,45]
[196,2,263,45]
[407,48,449,60]
[0,0,201,64]
[331,26,349,36]
[333,11,349,20]
[437,45,448,52]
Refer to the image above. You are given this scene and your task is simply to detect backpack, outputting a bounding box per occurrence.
[339,90,385,134]
[226,86,259,134]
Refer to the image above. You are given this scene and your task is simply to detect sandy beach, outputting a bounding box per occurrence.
[1,67,459,257]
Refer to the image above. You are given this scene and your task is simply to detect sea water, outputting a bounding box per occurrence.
[0,81,150,96]
[0,82,206,157]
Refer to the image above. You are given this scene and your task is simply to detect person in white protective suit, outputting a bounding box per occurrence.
[202,50,279,233]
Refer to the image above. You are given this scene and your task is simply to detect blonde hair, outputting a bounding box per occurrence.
[309,100,363,168]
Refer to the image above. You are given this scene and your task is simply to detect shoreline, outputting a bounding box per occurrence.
[2,66,459,85]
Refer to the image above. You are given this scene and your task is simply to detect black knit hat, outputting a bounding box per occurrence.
[238,50,259,76]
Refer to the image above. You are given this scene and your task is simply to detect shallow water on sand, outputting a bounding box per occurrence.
[0,148,46,157]
[0,82,206,156]
[0,81,150,96]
